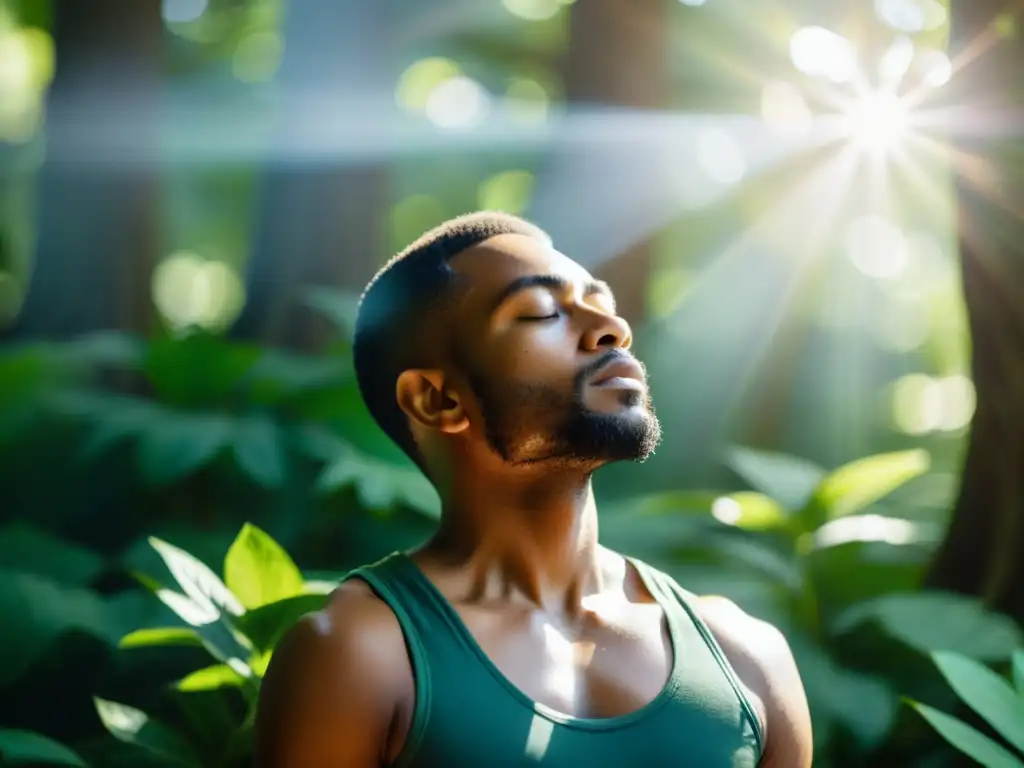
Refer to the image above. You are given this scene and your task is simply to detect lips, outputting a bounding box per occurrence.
[590,357,646,387]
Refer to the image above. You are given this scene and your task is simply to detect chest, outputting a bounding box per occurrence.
[452,599,674,719]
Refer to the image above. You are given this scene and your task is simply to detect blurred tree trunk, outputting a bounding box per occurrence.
[925,2,1024,621]
[9,0,160,338]
[231,3,392,352]
[528,0,668,325]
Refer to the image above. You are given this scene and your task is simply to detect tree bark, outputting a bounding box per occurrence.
[925,1,1024,621]
[231,2,392,351]
[528,0,668,326]
[9,0,161,338]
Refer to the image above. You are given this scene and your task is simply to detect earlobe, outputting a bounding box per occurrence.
[395,369,469,435]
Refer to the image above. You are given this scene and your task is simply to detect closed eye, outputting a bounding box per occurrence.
[519,313,559,322]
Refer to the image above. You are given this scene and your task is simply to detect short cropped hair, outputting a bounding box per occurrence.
[353,211,551,465]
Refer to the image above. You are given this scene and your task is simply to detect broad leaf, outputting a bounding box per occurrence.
[1014,650,1024,695]
[238,593,329,652]
[932,652,1024,754]
[176,663,246,692]
[317,447,440,517]
[0,728,86,766]
[119,627,202,650]
[789,635,897,749]
[724,446,825,512]
[138,414,231,487]
[0,572,126,687]
[232,416,285,488]
[144,333,262,407]
[832,592,1023,660]
[0,525,103,585]
[149,537,244,618]
[909,701,1024,768]
[805,450,930,525]
[712,492,788,531]
[224,524,304,610]
[94,699,200,766]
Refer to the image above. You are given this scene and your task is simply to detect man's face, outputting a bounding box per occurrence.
[446,233,661,467]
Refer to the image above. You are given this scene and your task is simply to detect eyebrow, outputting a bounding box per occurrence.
[489,274,616,315]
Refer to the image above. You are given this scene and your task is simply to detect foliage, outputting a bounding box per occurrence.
[96,524,330,767]
[907,650,1024,767]
[601,446,1022,762]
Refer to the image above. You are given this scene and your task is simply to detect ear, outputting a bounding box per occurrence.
[395,369,469,435]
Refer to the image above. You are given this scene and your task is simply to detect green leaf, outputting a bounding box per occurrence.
[93,698,200,767]
[237,593,329,652]
[144,333,262,407]
[232,416,285,488]
[712,492,788,531]
[317,446,440,517]
[909,701,1024,768]
[724,446,825,512]
[788,634,898,748]
[0,572,127,687]
[832,592,1023,661]
[149,537,244,618]
[1014,650,1024,695]
[119,627,202,650]
[137,413,231,487]
[0,728,87,766]
[932,651,1024,754]
[806,449,930,525]
[224,524,305,610]
[0,525,104,585]
[175,663,246,692]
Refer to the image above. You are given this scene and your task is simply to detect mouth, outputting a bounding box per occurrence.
[589,357,647,390]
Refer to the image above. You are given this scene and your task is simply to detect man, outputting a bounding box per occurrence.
[255,211,813,767]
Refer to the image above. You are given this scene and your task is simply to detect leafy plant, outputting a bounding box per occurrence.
[601,446,1022,760]
[907,650,1024,768]
[0,729,86,766]
[96,523,332,767]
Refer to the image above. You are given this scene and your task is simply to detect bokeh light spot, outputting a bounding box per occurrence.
[789,26,858,83]
[504,77,551,124]
[395,58,462,113]
[696,128,746,185]
[389,195,446,253]
[874,0,947,33]
[232,32,284,83]
[162,0,208,24]
[918,50,953,87]
[153,252,246,332]
[760,81,813,140]
[478,170,535,214]
[845,214,909,280]
[424,76,490,129]
[502,0,563,21]
[891,374,975,435]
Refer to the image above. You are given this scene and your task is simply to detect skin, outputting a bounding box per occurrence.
[255,233,813,768]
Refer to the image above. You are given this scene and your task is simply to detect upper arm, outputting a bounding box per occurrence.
[696,597,813,768]
[254,583,408,768]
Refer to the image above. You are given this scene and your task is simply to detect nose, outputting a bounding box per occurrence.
[580,309,632,352]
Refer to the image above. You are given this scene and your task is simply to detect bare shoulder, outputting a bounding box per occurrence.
[693,596,813,768]
[254,579,413,768]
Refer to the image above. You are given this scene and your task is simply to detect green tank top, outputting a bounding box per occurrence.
[344,553,764,768]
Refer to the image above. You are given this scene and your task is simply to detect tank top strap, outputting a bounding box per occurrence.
[341,551,482,658]
[627,557,765,755]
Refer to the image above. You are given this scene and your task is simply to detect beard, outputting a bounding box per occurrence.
[465,354,662,467]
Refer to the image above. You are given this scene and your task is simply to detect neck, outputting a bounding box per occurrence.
[423,466,604,614]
